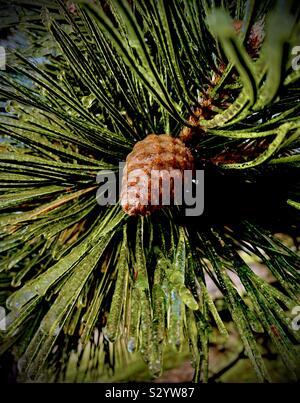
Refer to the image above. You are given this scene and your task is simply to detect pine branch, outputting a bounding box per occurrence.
[0,0,299,383]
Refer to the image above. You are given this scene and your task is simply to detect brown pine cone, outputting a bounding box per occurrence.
[120,134,194,216]
[233,19,264,58]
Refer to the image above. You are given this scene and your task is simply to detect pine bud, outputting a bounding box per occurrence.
[120,134,194,216]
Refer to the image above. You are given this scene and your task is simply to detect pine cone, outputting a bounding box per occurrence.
[233,19,264,58]
[120,134,194,216]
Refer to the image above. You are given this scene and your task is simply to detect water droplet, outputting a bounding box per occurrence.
[127,338,136,353]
